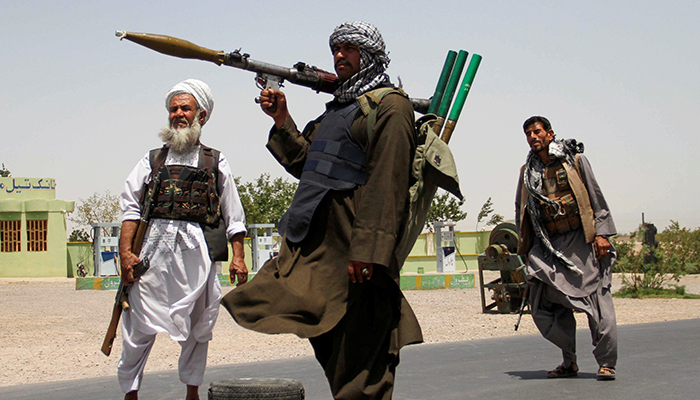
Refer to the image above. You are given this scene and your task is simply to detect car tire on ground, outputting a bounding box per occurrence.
[208,378,305,400]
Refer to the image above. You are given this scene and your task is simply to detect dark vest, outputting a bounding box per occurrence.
[147,145,229,261]
[279,102,367,243]
[539,159,582,238]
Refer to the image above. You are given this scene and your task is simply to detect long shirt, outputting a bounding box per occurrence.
[515,154,617,298]
[223,93,423,348]
[120,145,246,341]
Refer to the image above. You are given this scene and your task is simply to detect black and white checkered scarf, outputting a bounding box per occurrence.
[329,21,391,103]
[523,138,585,275]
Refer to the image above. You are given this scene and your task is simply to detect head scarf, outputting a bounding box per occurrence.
[523,138,585,275]
[329,21,391,102]
[165,79,214,125]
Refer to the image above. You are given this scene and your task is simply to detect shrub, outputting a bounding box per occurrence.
[612,222,698,295]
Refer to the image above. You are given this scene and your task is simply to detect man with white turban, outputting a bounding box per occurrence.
[118,79,247,400]
[222,22,423,400]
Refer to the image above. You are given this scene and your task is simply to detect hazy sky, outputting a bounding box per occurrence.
[1,1,698,235]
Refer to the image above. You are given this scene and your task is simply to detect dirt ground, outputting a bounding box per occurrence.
[1,274,699,388]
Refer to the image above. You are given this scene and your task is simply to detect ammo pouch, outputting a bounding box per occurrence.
[147,145,228,262]
[540,194,582,238]
[202,218,228,262]
[150,165,221,225]
[539,160,582,238]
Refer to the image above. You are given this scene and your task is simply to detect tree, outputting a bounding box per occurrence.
[68,191,121,239]
[0,163,10,177]
[68,229,91,242]
[656,221,700,274]
[424,189,467,233]
[613,221,700,295]
[475,197,504,230]
[236,173,297,230]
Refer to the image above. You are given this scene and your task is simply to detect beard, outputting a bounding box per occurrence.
[159,118,202,153]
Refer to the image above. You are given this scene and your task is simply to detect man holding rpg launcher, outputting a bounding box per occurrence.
[118,79,247,400]
[222,21,423,400]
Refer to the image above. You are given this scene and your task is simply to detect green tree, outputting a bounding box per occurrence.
[425,189,467,232]
[613,221,700,295]
[0,163,10,177]
[475,197,504,230]
[236,173,297,230]
[656,221,700,274]
[68,229,91,242]
[68,190,121,239]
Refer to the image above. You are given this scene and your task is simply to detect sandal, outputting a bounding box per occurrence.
[597,366,616,380]
[547,362,579,378]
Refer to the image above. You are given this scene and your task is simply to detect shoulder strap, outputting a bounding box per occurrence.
[356,87,407,144]
[199,144,221,194]
[149,145,169,180]
[571,154,583,179]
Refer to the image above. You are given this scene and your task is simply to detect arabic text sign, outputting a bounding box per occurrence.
[0,177,56,199]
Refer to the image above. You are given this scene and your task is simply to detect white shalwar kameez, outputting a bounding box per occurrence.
[117,145,246,393]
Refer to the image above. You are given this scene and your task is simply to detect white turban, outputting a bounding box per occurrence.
[165,79,214,125]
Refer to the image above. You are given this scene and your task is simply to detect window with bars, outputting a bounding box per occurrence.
[1,220,22,252]
[27,220,48,252]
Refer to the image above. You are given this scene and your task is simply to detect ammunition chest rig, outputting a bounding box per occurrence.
[145,145,228,261]
[540,159,582,238]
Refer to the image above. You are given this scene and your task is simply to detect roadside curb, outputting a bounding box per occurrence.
[400,273,474,289]
[76,272,475,291]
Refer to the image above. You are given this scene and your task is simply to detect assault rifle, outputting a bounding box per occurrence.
[115,31,431,114]
[101,176,159,356]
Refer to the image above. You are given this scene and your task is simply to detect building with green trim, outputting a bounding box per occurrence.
[3,175,490,281]
[0,177,74,277]
[71,229,490,282]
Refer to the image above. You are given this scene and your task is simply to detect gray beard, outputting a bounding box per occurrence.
[159,119,202,153]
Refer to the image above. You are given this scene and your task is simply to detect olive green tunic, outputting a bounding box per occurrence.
[222,92,423,399]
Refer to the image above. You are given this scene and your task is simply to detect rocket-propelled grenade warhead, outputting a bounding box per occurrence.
[440,53,482,144]
[115,31,226,65]
[115,30,339,94]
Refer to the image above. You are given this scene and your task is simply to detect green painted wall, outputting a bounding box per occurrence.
[0,177,74,278]
[66,238,257,278]
[13,230,491,278]
[78,272,475,291]
[2,177,490,279]
[65,231,489,278]
[401,230,491,274]
[67,242,95,277]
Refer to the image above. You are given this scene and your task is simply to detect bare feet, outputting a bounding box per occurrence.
[124,390,137,400]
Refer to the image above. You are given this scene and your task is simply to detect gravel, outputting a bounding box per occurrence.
[1,274,698,387]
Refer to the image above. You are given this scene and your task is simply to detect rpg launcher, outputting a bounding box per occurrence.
[115,31,431,114]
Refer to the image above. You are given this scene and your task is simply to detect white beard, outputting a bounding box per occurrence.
[159,119,202,153]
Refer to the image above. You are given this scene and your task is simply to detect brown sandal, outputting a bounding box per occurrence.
[547,362,579,378]
[597,366,616,380]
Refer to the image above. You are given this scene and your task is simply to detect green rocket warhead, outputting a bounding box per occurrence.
[428,51,457,115]
[441,54,482,144]
[432,50,469,136]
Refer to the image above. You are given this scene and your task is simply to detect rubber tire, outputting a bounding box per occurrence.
[208,378,305,400]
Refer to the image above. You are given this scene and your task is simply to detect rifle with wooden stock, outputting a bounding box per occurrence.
[101,177,158,356]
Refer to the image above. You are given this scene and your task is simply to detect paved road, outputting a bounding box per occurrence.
[3,319,698,400]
